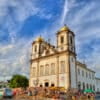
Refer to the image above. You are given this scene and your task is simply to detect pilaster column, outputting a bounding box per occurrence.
[36,59,39,86]
[56,55,59,87]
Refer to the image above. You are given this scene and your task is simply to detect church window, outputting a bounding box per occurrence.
[40,44,44,54]
[45,64,49,75]
[51,63,55,74]
[34,45,37,52]
[32,67,36,77]
[70,36,73,44]
[40,65,44,76]
[60,61,65,73]
[78,69,80,75]
[82,70,84,77]
[60,36,64,44]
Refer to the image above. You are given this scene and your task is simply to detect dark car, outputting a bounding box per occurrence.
[3,88,13,98]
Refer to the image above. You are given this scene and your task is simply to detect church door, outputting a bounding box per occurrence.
[45,82,49,87]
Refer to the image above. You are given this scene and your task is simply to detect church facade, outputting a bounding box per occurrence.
[29,26,100,92]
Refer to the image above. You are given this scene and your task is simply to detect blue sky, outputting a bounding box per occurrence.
[0,0,100,80]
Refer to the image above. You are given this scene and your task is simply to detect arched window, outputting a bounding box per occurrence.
[45,64,49,75]
[40,44,44,54]
[32,67,36,77]
[40,65,44,76]
[60,61,65,73]
[51,63,55,74]
[70,36,73,44]
[60,36,64,44]
[34,45,37,52]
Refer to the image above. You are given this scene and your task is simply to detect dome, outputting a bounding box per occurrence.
[59,25,69,32]
[36,36,44,42]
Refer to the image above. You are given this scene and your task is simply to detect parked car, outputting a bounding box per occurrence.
[3,88,13,98]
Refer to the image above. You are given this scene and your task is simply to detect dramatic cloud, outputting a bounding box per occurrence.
[0,0,100,80]
[65,0,100,77]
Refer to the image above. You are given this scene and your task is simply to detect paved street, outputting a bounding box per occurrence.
[0,95,100,100]
[0,98,100,100]
[0,96,52,100]
[0,98,52,100]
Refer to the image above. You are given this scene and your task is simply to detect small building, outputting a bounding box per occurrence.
[95,78,100,92]
[0,81,8,88]
[77,61,95,91]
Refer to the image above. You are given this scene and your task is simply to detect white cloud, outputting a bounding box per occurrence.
[0,44,13,55]
[66,0,100,77]
[0,0,53,44]
[0,0,100,80]
[0,0,54,80]
[0,38,33,80]
[61,0,77,25]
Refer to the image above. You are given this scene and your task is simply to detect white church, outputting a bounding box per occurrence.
[29,25,100,92]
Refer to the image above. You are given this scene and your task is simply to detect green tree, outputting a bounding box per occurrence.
[9,74,29,88]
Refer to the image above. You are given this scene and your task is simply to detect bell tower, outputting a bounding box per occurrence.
[32,36,44,59]
[57,25,75,54]
[57,25,77,89]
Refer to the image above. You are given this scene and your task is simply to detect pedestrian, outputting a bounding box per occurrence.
[33,88,38,100]
[28,89,32,96]
[33,88,38,96]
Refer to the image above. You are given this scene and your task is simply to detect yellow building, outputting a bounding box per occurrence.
[29,25,77,90]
